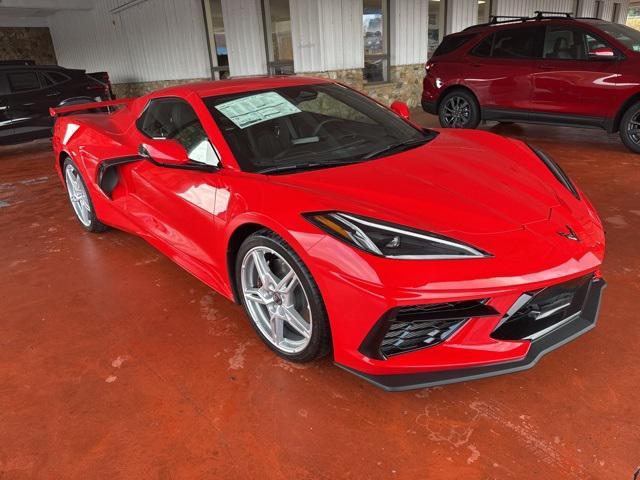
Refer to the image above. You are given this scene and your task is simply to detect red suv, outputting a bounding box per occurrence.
[422,12,640,153]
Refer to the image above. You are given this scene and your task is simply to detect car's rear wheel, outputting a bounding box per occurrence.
[236,230,331,362]
[438,90,480,129]
[63,158,108,232]
[619,101,640,153]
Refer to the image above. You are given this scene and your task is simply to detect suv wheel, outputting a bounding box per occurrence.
[438,90,480,129]
[619,101,640,153]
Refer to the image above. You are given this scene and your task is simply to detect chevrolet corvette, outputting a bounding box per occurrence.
[50,76,606,391]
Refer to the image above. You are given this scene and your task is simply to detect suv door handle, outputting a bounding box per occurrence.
[537,64,557,70]
[46,91,61,97]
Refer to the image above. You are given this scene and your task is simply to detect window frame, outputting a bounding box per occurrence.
[261,0,295,75]
[203,0,230,80]
[541,25,621,62]
[135,96,221,167]
[362,0,391,84]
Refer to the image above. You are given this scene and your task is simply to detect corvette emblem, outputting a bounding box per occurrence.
[558,225,580,242]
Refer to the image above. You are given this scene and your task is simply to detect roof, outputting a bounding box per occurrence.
[154,75,334,99]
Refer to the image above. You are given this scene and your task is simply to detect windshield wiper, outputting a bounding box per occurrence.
[256,160,363,175]
[360,136,433,161]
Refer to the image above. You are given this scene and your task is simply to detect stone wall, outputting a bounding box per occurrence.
[0,27,57,65]
[300,64,424,107]
[111,64,425,107]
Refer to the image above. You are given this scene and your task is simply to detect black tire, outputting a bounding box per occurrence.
[438,89,481,129]
[235,229,331,362]
[62,157,108,233]
[619,101,640,153]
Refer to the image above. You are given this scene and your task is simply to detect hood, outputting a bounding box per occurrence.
[271,130,562,235]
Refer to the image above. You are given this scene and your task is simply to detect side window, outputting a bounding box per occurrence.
[543,27,588,60]
[8,71,41,93]
[47,71,70,84]
[492,27,538,59]
[137,98,219,166]
[39,72,54,87]
[471,33,494,57]
[433,34,476,57]
[585,32,611,56]
[297,92,374,124]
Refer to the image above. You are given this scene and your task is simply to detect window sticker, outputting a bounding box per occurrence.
[214,91,301,129]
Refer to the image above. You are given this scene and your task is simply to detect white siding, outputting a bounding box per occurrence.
[291,0,362,73]
[495,0,576,17]
[48,0,210,84]
[577,0,630,20]
[447,0,478,34]
[391,0,429,65]
[221,0,267,76]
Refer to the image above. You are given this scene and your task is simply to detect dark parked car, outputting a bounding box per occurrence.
[0,63,113,144]
[422,12,640,153]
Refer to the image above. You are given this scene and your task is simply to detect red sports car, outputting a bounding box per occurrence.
[51,77,605,391]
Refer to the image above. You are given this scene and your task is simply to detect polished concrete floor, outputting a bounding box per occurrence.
[1,112,639,479]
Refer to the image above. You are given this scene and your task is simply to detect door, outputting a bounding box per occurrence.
[0,74,13,141]
[121,97,224,279]
[530,25,620,119]
[464,26,543,113]
[5,70,53,138]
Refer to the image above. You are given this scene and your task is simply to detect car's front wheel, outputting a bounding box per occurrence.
[236,230,331,362]
[63,157,108,232]
[438,90,480,129]
[619,100,640,153]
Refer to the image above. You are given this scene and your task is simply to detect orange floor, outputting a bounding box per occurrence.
[1,112,639,479]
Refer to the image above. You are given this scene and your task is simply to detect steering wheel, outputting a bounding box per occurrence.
[312,118,343,137]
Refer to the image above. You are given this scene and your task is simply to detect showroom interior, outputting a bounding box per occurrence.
[1,0,639,478]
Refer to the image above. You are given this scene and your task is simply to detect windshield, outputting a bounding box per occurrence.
[597,23,640,52]
[204,84,433,173]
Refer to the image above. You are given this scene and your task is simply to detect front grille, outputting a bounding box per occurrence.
[491,274,593,341]
[359,300,499,360]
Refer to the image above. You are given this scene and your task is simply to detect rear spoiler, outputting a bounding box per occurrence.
[49,98,134,117]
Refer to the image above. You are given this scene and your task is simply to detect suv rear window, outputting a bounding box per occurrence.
[433,34,475,57]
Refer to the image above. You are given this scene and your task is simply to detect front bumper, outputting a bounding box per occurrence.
[337,277,605,391]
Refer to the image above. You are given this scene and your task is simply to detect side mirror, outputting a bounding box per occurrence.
[589,47,617,59]
[390,101,410,120]
[139,140,190,167]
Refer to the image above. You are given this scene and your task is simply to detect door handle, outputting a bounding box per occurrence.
[46,91,61,97]
[537,64,557,70]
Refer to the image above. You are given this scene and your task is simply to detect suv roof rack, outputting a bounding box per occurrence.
[464,10,578,31]
[0,59,35,66]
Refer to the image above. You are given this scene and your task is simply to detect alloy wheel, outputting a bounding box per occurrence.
[627,111,640,144]
[442,96,471,128]
[240,246,312,354]
[65,163,92,227]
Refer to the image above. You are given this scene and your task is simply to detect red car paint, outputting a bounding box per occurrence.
[51,76,605,389]
[422,17,640,133]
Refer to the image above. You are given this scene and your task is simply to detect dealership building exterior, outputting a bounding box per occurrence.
[2,0,632,105]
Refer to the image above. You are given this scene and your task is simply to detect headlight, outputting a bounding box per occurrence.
[304,212,490,259]
[528,144,580,200]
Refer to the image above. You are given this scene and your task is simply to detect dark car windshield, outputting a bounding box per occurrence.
[596,23,640,52]
[204,84,434,173]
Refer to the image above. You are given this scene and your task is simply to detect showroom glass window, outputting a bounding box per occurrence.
[363,0,389,83]
[477,0,491,24]
[428,0,447,58]
[205,0,230,80]
[262,0,294,75]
